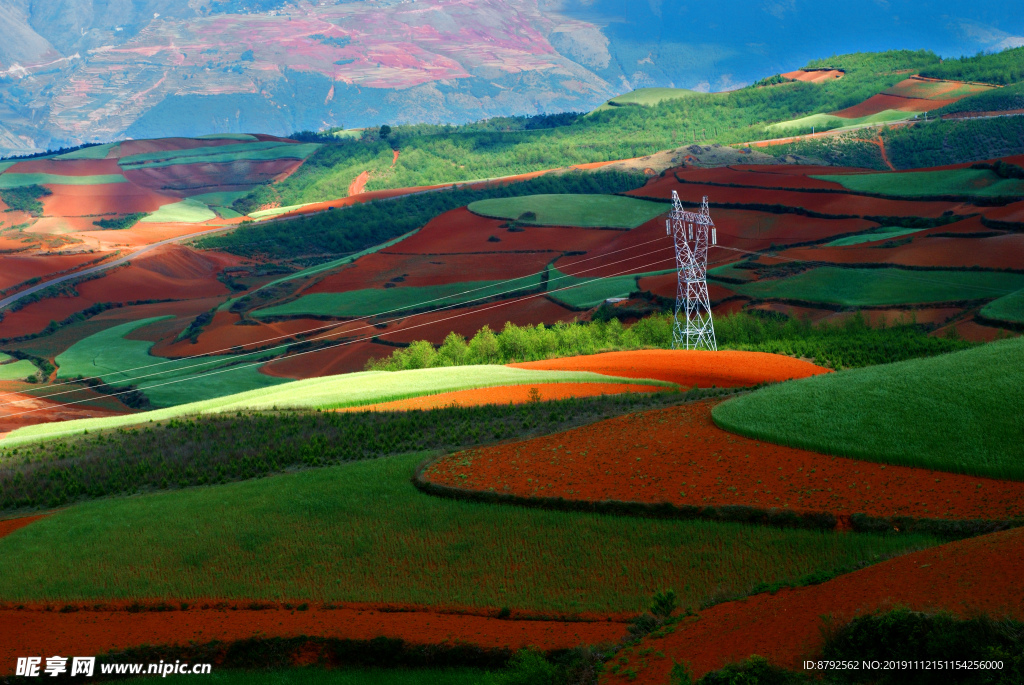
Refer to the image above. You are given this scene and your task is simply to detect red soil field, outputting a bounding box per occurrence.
[40,182,176,217]
[636,180,963,219]
[984,200,1024,224]
[380,297,579,345]
[934,318,1008,343]
[781,69,844,83]
[672,166,849,191]
[424,399,1024,521]
[29,217,115,234]
[601,527,1024,683]
[261,341,389,379]
[123,158,302,194]
[886,77,993,101]
[75,245,239,303]
[348,170,369,196]
[153,312,340,358]
[0,295,105,339]
[744,302,842,324]
[395,208,617,255]
[0,387,126,437]
[0,515,47,540]
[7,158,123,176]
[347,382,665,412]
[0,253,109,291]
[306,252,556,294]
[831,94,955,119]
[115,137,255,157]
[0,601,628,676]
[510,350,828,387]
[637,273,737,303]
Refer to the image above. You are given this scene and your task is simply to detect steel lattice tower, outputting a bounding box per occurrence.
[666,192,718,350]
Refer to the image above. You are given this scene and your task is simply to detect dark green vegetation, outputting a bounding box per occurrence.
[230,50,941,209]
[814,168,1024,198]
[712,336,1024,480]
[937,82,1024,115]
[203,170,647,261]
[0,452,937,611]
[467,194,667,229]
[920,46,1024,85]
[369,312,975,372]
[92,212,146,230]
[727,267,1024,307]
[0,184,51,216]
[0,391,709,511]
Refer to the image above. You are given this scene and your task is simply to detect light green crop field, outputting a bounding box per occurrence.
[0,161,18,173]
[54,317,286,409]
[119,142,320,169]
[213,206,243,219]
[140,198,217,223]
[981,287,1024,324]
[0,452,938,611]
[4,366,669,446]
[54,143,118,160]
[218,230,420,312]
[826,227,929,246]
[252,273,544,319]
[0,352,12,363]
[127,669,489,685]
[467,194,667,229]
[0,360,37,381]
[713,337,1024,480]
[190,190,252,206]
[812,169,1024,198]
[606,88,703,107]
[708,262,758,282]
[0,173,127,189]
[767,109,914,133]
[732,267,1024,307]
[249,202,315,219]
[546,265,674,309]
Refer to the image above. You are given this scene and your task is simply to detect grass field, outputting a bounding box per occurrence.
[546,266,673,309]
[826,227,929,246]
[4,366,667,446]
[118,142,320,169]
[0,173,127,188]
[140,198,218,223]
[813,169,1024,198]
[602,88,703,108]
[190,190,252,206]
[467,194,667,229]
[252,273,544,319]
[712,336,1024,480]
[127,669,489,685]
[767,109,915,133]
[980,287,1024,323]
[732,267,1024,307]
[54,317,286,408]
[54,143,119,160]
[0,359,37,381]
[0,452,938,611]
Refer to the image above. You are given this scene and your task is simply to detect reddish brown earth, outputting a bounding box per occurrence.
[637,274,737,303]
[0,386,126,437]
[0,253,110,292]
[115,137,259,157]
[984,200,1024,224]
[348,170,370,196]
[0,601,629,676]
[260,341,388,379]
[781,69,844,83]
[832,94,953,118]
[0,515,47,540]
[40,183,176,217]
[380,297,579,345]
[153,312,337,358]
[423,399,1024,521]
[673,166,851,190]
[601,527,1024,684]
[75,245,241,303]
[122,158,303,194]
[510,350,829,388]
[346,382,665,412]
[7,158,123,176]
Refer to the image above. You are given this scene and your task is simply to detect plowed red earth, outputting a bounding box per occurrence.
[984,200,1024,224]
[782,70,844,83]
[423,399,1024,521]
[600,528,1024,684]
[634,179,962,218]
[7,158,122,175]
[0,602,627,676]
[261,341,388,379]
[636,273,736,303]
[307,252,555,293]
[115,137,256,157]
[510,350,829,387]
[153,312,338,358]
[347,382,664,412]
[832,94,949,118]
[123,159,302,194]
[380,297,578,345]
[40,183,175,217]
[395,208,615,255]
[76,245,240,302]
[673,166,848,190]
[0,253,109,291]
[0,515,47,540]
[0,388,125,437]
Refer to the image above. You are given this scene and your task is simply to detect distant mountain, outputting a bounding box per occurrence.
[1,0,1022,156]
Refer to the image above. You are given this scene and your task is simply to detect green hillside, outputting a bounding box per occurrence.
[712,337,1024,480]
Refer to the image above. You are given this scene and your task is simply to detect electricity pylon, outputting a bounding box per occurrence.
[666,192,717,350]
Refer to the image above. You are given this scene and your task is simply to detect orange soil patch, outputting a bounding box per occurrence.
[782,69,844,83]
[0,388,126,436]
[424,399,1024,521]
[935,318,1012,343]
[379,297,579,345]
[886,77,994,101]
[510,350,828,387]
[0,601,627,675]
[347,382,664,412]
[6,158,123,176]
[395,208,617,255]
[306,252,555,294]
[637,179,962,219]
[0,252,109,291]
[40,182,176,217]
[75,245,238,303]
[601,527,1024,683]
[261,341,389,379]
[348,170,369,196]
[832,94,939,118]
[0,295,104,338]
[153,312,337,358]
[0,514,47,540]
[123,158,302,194]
